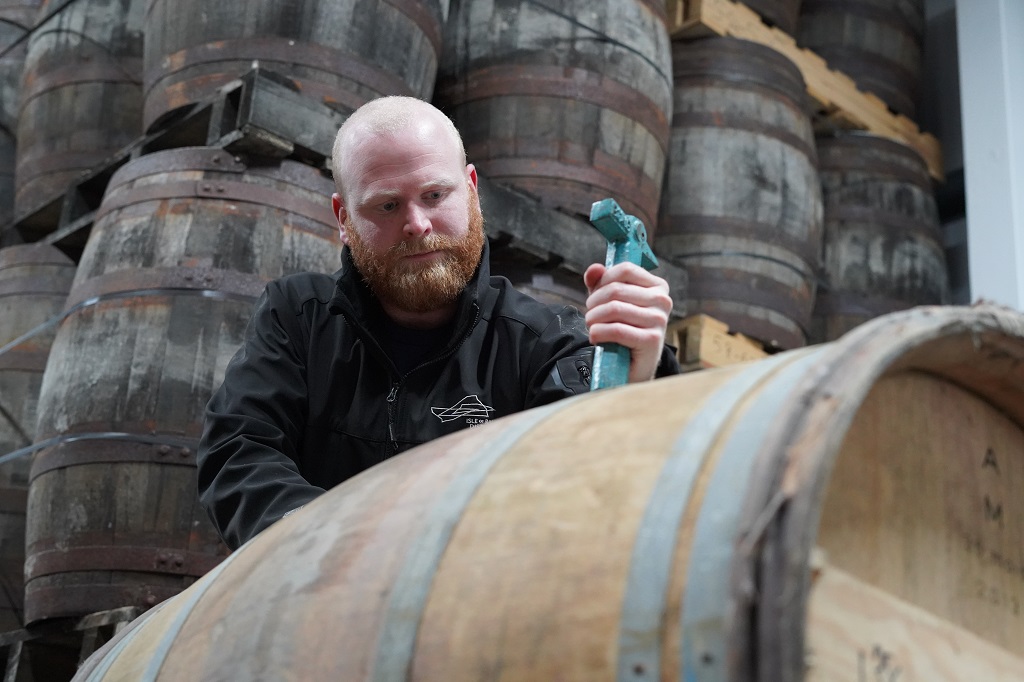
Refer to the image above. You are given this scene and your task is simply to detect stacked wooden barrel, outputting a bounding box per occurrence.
[435,0,673,232]
[810,132,946,341]
[143,0,444,131]
[0,0,40,222]
[22,149,342,623]
[798,0,925,119]
[656,36,822,350]
[14,0,144,217]
[0,243,75,631]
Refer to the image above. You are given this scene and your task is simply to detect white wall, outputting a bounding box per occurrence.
[956,0,1024,308]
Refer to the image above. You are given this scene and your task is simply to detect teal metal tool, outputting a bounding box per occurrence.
[588,198,659,391]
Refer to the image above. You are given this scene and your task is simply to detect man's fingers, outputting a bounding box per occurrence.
[585,299,668,332]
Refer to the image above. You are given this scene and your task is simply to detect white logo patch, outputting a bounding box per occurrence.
[431,395,496,426]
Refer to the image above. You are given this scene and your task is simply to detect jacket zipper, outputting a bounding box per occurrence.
[381,304,481,460]
[385,382,400,457]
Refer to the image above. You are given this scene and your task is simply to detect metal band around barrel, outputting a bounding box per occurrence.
[615,352,807,682]
[681,350,822,682]
[1,431,198,468]
[0,286,259,368]
[371,395,587,681]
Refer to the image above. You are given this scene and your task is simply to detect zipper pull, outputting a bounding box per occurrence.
[386,385,398,403]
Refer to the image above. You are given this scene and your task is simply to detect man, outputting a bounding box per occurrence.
[198,97,676,550]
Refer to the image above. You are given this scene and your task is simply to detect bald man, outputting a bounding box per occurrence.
[198,97,677,549]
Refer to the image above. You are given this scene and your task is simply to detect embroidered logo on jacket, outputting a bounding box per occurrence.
[431,395,496,426]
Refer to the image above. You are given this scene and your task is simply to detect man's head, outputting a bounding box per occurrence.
[330,97,485,325]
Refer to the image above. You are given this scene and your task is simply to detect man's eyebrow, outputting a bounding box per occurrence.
[360,180,458,205]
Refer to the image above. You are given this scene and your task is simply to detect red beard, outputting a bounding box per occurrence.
[346,192,486,314]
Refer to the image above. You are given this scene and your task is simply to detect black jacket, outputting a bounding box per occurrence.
[199,245,608,549]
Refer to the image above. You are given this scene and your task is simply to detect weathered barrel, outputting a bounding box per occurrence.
[810,133,946,342]
[655,37,822,349]
[75,305,1024,681]
[0,243,74,631]
[435,0,673,232]
[142,0,443,133]
[797,0,924,118]
[23,147,341,624]
[490,252,589,311]
[14,0,144,219]
[0,0,40,221]
[744,0,803,34]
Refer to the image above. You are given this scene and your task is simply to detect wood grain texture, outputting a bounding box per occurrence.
[797,0,925,119]
[807,564,1024,682]
[143,0,443,131]
[73,305,1024,681]
[810,133,946,342]
[0,243,73,630]
[656,36,822,350]
[14,0,144,218]
[23,148,340,624]
[436,0,673,231]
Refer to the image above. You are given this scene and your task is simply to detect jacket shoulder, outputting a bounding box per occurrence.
[485,276,587,339]
[265,270,340,314]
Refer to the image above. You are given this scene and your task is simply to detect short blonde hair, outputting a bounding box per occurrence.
[331,97,466,199]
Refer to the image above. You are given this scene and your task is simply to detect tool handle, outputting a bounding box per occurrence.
[591,343,630,390]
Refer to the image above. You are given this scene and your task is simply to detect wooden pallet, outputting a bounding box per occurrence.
[665,0,943,181]
[0,606,142,682]
[669,314,768,371]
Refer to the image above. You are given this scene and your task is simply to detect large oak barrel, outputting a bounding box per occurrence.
[435,0,673,232]
[797,0,924,119]
[0,0,40,221]
[76,305,1024,681]
[656,37,822,350]
[142,0,443,133]
[14,0,144,219]
[810,133,946,342]
[23,147,341,624]
[0,243,74,631]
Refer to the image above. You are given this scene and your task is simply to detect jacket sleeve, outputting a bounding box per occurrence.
[524,306,681,408]
[197,282,326,550]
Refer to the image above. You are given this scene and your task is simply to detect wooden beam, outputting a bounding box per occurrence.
[667,0,944,181]
[806,563,1024,681]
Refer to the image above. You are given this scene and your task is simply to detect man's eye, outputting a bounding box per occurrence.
[426,190,443,201]
[381,201,398,212]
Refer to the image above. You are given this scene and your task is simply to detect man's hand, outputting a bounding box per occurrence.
[584,262,673,383]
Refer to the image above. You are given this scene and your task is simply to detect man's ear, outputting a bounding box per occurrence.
[466,163,478,190]
[332,193,348,245]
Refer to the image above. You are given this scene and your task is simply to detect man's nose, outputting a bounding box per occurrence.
[403,203,432,238]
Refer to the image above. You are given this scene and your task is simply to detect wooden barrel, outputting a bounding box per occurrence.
[0,0,40,221]
[743,0,803,34]
[14,0,144,218]
[797,0,924,119]
[655,37,822,350]
[434,0,673,232]
[23,147,341,624]
[142,0,443,133]
[0,243,74,631]
[810,133,946,343]
[74,305,1024,681]
[489,251,589,311]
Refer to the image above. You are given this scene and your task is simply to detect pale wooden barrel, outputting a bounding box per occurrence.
[797,0,925,118]
[656,37,823,350]
[14,0,144,218]
[0,243,74,630]
[23,147,340,624]
[75,305,1024,681]
[143,0,443,132]
[810,133,946,342]
[434,0,673,232]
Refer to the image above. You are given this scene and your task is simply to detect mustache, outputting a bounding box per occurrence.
[389,234,458,258]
